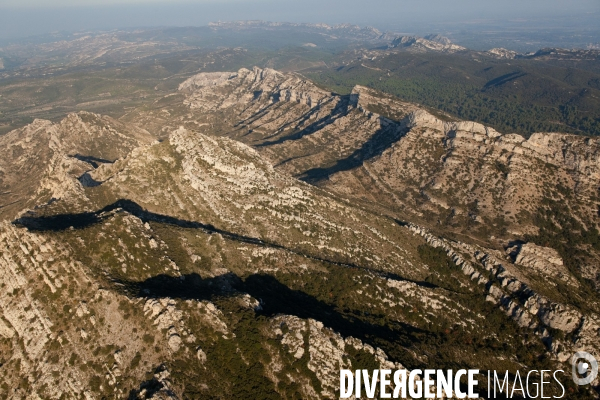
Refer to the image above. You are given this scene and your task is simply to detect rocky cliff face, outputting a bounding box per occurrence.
[174,66,600,376]
[323,106,600,284]
[0,113,475,398]
[486,47,518,59]
[176,67,418,180]
[176,68,600,286]
[389,35,466,53]
[1,68,600,398]
[0,112,153,221]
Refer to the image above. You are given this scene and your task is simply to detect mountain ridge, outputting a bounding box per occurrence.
[1,66,600,398]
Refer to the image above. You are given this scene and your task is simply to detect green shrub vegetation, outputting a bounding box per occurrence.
[307,52,600,137]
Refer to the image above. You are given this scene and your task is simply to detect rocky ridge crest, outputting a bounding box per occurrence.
[2,66,600,397]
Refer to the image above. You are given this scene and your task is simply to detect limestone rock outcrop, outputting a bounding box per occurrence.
[3,66,600,398]
[389,35,466,53]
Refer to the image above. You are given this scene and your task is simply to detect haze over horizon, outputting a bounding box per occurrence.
[0,0,599,45]
[3,0,600,397]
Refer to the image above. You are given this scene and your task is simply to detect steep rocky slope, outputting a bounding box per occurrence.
[323,110,600,278]
[175,67,419,178]
[0,112,153,221]
[1,69,600,398]
[172,67,600,289]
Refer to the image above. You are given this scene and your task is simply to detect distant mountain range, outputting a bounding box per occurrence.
[2,21,599,77]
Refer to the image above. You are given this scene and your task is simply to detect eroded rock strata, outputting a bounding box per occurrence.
[0,67,599,398]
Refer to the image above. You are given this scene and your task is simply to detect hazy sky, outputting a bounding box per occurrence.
[0,0,599,40]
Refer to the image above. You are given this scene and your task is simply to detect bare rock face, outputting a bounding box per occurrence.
[176,66,417,182]
[0,112,153,221]
[0,219,166,398]
[423,34,453,45]
[174,66,600,290]
[324,101,600,246]
[404,222,600,359]
[1,110,484,398]
[88,124,419,277]
[179,66,331,113]
[508,243,570,281]
[389,35,466,53]
[4,66,600,398]
[486,48,518,59]
[271,315,404,398]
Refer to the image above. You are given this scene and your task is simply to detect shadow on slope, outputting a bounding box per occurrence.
[70,153,115,169]
[254,96,352,146]
[299,116,407,183]
[118,270,503,396]
[117,271,433,355]
[483,71,527,90]
[14,202,537,396]
[13,199,439,290]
